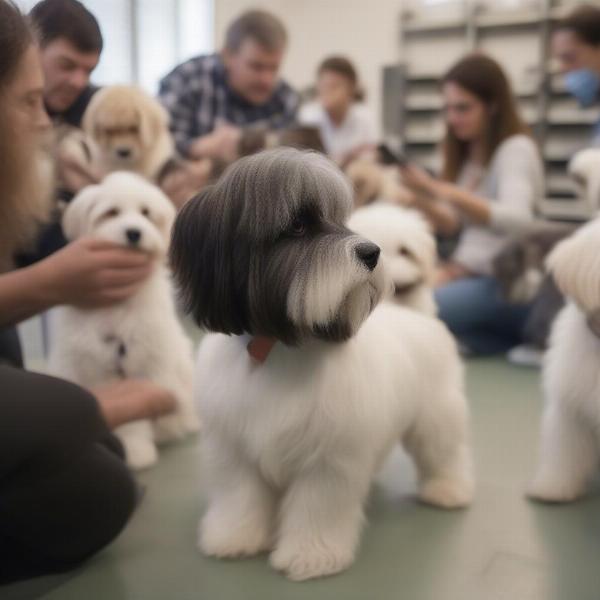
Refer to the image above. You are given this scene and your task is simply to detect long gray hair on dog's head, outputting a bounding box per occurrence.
[171,148,387,345]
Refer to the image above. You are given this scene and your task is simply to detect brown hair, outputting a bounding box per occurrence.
[0,1,52,269]
[440,53,531,182]
[30,0,103,54]
[318,56,364,102]
[555,4,600,47]
[225,10,287,53]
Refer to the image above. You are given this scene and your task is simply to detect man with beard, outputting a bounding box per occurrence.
[31,0,102,128]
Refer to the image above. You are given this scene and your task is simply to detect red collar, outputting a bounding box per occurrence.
[247,336,277,364]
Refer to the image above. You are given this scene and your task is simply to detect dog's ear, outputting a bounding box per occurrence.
[62,184,101,240]
[170,187,249,335]
[545,225,596,309]
[82,92,101,139]
[139,100,169,149]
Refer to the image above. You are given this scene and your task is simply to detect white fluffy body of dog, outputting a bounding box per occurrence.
[568,148,600,211]
[348,203,437,315]
[171,149,473,581]
[48,172,199,469]
[81,85,175,182]
[529,216,600,502]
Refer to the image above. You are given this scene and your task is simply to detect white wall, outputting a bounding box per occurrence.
[214,0,402,136]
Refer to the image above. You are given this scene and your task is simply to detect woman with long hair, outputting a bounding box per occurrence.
[0,0,175,583]
[401,53,544,355]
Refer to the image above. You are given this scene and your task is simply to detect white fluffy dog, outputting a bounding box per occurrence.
[348,203,437,315]
[568,148,600,212]
[528,216,600,502]
[171,149,473,581]
[81,85,175,182]
[49,172,199,469]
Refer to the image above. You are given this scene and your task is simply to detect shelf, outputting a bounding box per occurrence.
[475,10,542,30]
[405,105,442,113]
[404,138,440,147]
[544,155,570,164]
[403,18,466,34]
[538,197,591,222]
[405,74,442,83]
[546,119,598,127]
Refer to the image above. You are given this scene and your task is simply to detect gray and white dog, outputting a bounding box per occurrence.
[171,148,473,581]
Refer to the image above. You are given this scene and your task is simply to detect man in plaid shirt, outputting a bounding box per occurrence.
[159,10,299,162]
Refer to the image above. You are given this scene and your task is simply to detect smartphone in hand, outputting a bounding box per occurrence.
[377,143,410,166]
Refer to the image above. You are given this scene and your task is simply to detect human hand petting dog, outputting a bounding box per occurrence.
[189,123,241,163]
[399,163,441,197]
[56,145,104,194]
[160,158,214,209]
[92,379,177,429]
[43,237,154,308]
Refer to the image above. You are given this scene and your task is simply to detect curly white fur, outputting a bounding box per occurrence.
[48,172,199,469]
[529,217,600,501]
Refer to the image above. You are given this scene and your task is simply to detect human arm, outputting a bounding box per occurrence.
[92,379,177,428]
[400,137,540,234]
[0,238,153,328]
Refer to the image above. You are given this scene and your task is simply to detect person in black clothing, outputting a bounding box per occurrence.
[31,0,102,129]
[0,1,176,584]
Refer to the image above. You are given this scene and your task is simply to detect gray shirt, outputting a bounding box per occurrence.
[452,134,544,275]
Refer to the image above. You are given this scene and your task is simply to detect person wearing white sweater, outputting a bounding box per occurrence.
[400,53,544,355]
[299,56,376,165]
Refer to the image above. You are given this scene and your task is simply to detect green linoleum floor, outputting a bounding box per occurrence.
[5,357,600,600]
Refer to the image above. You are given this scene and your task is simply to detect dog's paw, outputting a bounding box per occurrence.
[527,476,585,503]
[198,514,272,558]
[419,477,473,509]
[269,542,354,581]
[123,438,158,470]
[153,413,187,444]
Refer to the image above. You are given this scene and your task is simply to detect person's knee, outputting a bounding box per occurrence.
[32,446,137,568]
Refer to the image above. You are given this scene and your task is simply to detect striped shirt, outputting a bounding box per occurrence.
[159,53,300,156]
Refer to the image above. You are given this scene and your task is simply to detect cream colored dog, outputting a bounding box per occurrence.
[81,85,175,182]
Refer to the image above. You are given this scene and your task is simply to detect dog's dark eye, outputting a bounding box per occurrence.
[290,218,307,237]
[398,246,412,257]
[140,207,150,217]
[104,207,120,218]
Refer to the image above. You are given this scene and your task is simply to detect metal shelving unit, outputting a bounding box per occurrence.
[392,0,599,220]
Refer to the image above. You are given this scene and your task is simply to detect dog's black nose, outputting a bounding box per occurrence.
[355,242,380,271]
[126,229,141,245]
[117,147,131,158]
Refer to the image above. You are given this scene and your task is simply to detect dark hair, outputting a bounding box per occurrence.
[225,10,287,53]
[0,1,52,268]
[555,4,600,47]
[29,0,103,54]
[0,0,35,89]
[440,53,531,182]
[318,55,364,101]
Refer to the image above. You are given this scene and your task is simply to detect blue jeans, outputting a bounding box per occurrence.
[434,276,531,356]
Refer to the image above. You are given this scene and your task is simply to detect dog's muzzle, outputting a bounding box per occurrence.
[126,228,142,245]
[355,242,380,271]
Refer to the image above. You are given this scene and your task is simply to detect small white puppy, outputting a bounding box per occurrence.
[49,172,199,469]
[348,203,437,315]
[171,149,473,581]
[529,216,600,502]
[568,148,600,211]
